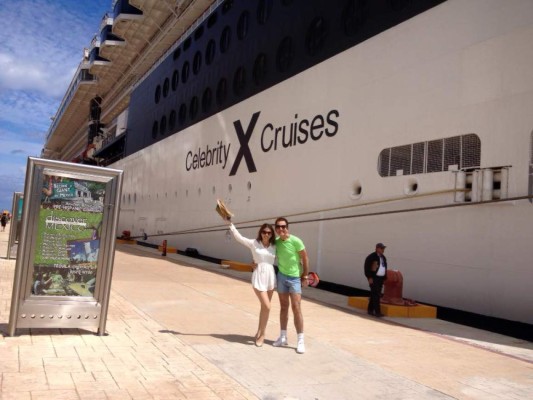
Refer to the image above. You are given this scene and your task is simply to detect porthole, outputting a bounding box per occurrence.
[186,189,189,197]
[184,37,192,51]
[182,61,189,84]
[222,0,233,14]
[194,25,204,41]
[154,85,161,104]
[253,53,267,85]
[247,181,252,190]
[277,36,294,72]
[237,10,249,40]
[343,0,367,37]
[169,109,176,130]
[202,87,212,113]
[257,0,273,25]
[233,66,246,96]
[206,39,216,65]
[216,78,227,106]
[404,178,419,195]
[134,193,137,203]
[160,115,167,135]
[350,181,363,199]
[163,78,170,97]
[152,121,158,138]
[306,17,328,57]
[193,51,202,75]
[207,12,218,28]
[198,187,202,196]
[173,47,181,60]
[172,70,179,90]
[220,26,231,54]
[189,96,199,120]
[178,103,187,125]
[228,183,233,192]
[212,186,216,194]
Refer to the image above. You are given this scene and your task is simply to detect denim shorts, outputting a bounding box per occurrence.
[277,272,302,294]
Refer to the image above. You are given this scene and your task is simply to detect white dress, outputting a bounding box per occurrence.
[229,224,277,291]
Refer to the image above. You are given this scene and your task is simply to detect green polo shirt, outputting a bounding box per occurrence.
[275,235,305,277]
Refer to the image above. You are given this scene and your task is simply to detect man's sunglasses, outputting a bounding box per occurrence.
[275,225,288,229]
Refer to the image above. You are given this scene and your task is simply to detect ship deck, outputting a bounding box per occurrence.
[1,226,532,399]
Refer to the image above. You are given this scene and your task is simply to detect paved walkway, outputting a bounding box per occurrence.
[1,223,532,399]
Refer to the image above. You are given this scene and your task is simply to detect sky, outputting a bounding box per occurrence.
[0,0,110,212]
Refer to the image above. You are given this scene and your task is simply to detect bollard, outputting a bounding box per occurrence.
[162,240,167,256]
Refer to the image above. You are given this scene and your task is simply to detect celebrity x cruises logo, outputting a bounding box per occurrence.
[229,112,259,176]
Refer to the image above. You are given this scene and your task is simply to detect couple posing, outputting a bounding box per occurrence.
[225,216,309,354]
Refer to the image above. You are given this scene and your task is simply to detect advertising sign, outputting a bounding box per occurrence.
[8,158,122,336]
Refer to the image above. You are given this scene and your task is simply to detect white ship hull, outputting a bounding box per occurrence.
[108,0,533,324]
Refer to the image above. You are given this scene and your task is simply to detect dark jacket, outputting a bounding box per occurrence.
[364,251,387,280]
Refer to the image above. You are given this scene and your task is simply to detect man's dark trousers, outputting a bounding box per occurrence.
[368,276,385,315]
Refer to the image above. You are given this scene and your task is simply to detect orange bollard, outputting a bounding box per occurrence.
[162,240,167,256]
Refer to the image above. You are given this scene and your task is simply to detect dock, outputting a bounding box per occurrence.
[1,225,532,399]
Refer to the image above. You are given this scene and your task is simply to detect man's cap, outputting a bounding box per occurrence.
[376,242,386,249]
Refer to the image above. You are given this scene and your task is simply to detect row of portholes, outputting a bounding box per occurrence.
[20,314,98,320]
[122,182,252,205]
[350,178,419,200]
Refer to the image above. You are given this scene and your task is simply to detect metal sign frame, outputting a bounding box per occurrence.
[6,191,23,260]
[8,158,123,336]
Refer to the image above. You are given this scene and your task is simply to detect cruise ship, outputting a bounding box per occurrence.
[43,0,533,325]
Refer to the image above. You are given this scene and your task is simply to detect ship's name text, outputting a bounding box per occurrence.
[185,141,231,171]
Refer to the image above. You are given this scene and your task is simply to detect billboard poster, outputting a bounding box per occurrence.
[31,173,106,297]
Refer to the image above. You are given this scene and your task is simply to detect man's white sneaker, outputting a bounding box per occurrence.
[296,340,305,354]
[273,336,288,347]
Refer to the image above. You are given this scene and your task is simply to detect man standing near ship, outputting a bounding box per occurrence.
[364,243,388,317]
[272,217,309,354]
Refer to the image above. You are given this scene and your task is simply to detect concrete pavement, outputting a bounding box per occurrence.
[1,222,532,399]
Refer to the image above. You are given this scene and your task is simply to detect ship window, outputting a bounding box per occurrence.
[169,110,176,130]
[178,103,187,125]
[277,36,294,72]
[152,121,158,139]
[220,26,231,54]
[181,62,190,83]
[412,142,425,174]
[462,134,481,168]
[190,96,199,120]
[194,26,204,41]
[253,53,267,85]
[163,78,169,97]
[207,12,218,28]
[306,17,328,57]
[257,0,273,25]
[237,10,249,40]
[154,85,161,104]
[216,78,228,106]
[206,40,216,65]
[233,66,247,96]
[427,140,443,173]
[172,70,179,90]
[222,0,233,15]
[342,0,367,37]
[184,37,192,52]
[390,145,411,176]
[160,115,167,135]
[202,87,212,113]
[378,134,481,177]
[193,51,202,75]
[173,48,181,60]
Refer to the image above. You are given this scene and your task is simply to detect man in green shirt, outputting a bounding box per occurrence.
[273,217,309,354]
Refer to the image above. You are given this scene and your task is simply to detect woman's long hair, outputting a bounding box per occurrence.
[255,223,276,245]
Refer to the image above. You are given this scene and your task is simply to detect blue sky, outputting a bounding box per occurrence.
[0,0,110,211]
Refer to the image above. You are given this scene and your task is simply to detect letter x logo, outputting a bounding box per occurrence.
[229,112,260,176]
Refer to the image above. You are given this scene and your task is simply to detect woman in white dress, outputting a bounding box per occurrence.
[226,220,276,347]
